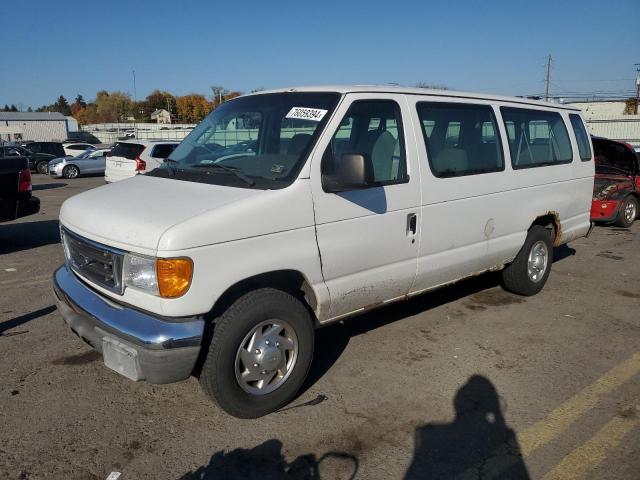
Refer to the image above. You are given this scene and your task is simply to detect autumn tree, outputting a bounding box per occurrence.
[95,91,133,122]
[176,94,211,123]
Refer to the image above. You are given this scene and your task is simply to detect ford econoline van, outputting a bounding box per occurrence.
[53,86,594,418]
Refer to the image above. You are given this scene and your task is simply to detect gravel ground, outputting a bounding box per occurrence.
[1,175,638,480]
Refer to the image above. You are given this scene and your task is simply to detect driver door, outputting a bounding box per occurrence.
[310,94,421,320]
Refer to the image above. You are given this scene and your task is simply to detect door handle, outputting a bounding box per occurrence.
[407,213,417,235]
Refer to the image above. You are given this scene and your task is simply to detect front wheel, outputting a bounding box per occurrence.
[63,165,80,179]
[199,288,315,418]
[502,225,553,296]
[615,196,638,228]
[36,161,49,174]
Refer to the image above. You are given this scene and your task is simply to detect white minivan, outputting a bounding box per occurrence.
[53,86,594,418]
[104,139,178,183]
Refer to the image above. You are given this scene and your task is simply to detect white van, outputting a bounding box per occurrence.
[104,140,178,183]
[53,86,594,418]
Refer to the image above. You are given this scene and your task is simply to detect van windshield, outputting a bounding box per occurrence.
[150,92,340,189]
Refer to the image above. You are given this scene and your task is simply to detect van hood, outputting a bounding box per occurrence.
[60,175,264,254]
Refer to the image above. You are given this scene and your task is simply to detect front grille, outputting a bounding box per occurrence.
[62,228,124,294]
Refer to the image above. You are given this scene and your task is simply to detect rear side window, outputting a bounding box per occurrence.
[26,143,41,153]
[151,144,177,159]
[569,114,592,161]
[501,107,572,169]
[111,143,145,159]
[417,102,504,178]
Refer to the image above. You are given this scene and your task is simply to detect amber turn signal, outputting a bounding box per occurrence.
[156,258,193,298]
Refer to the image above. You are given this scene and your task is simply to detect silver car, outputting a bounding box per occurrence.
[49,148,111,179]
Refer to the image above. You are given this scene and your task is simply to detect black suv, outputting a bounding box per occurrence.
[23,141,66,158]
[3,145,58,174]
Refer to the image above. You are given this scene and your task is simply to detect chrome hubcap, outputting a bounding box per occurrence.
[68,167,78,178]
[234,319,298,395]
[624,201,636,223]
[527,240,548,283]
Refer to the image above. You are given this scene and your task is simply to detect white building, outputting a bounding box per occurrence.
[0,112,70,142]
[150,109,172,124]
[565,100,630,119]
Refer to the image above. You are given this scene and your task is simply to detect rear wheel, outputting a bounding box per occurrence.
[502,225,553,296]
[63,165,79,179]
[199,288,315,418]
[36,161,48,174]
[615,196,638,228]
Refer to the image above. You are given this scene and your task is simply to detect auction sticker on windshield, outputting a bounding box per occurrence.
[285,107,328,122]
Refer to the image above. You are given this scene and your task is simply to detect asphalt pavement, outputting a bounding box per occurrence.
[1,175,638,479]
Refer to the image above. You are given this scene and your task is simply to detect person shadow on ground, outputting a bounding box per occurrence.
[404,375,531,479]
[178,438,358,480]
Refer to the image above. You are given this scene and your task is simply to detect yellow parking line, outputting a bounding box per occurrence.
[542,411,639,480]
[519,352,640,457]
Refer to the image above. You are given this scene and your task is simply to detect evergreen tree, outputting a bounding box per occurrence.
[54,95,71,115]
[74,94,86,107]
[9,105,18,112]
[2,105,8,112]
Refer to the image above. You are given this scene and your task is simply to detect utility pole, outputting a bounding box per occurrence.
[544,54,552,102]
[634,63,640,115]
[132,70,137,137]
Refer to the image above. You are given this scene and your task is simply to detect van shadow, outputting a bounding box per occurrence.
[301,245,575,396]
[404,375,530,479]
[0,219,60,254]
[299,271,503,397]
[177,439,358,480]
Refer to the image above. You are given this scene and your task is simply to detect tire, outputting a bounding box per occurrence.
[199,288,315,418]
[36,161,48,175]
[63,165,80,179]
[502,225,553,296]
[614,196,638,228]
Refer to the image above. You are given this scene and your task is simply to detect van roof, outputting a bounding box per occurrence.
[251,85,581,112]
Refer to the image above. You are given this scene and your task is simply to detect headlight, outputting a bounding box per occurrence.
[124,254,158,294]
[123,253,193,298]
[60,229,71,262]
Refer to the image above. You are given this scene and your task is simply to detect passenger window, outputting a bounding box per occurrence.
[416,102,504,177]
[322,100,407,186]
[151,144,177,159]
[501,107,573,169]
[569,114,592,161]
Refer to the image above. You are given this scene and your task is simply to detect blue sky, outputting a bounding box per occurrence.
[1,0,638,108]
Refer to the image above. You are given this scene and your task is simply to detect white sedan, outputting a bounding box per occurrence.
[62,142,95,157]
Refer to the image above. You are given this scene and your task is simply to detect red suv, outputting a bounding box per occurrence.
[590,136,640,227]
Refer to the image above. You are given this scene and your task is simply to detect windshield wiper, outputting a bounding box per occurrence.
[191,163,255,186]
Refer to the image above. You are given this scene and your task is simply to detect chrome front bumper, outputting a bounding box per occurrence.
[52,265,205,384]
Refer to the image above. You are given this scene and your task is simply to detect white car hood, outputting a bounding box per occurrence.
[60,175,264,254]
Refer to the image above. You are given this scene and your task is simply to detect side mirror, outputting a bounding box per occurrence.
[323,154,369,193]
